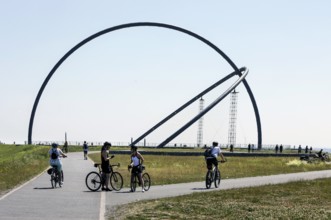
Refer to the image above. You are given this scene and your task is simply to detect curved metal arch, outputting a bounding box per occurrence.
[28,22,262,148]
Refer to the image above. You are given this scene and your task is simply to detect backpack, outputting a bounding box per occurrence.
[204,147,212,158]
[51,149,59,160]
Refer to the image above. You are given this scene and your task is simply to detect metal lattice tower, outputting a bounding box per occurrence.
[197,97,204,147]
[228,90,238,147]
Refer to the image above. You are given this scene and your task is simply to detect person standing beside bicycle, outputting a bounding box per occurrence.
[101,141,113,191]
[204,141,226,170]
[49,143,67,184]
[128,146,145,192]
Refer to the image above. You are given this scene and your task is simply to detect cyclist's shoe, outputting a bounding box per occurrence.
[102,188,112,191]
[142,189,145,193]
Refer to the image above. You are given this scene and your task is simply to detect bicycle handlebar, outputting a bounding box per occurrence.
[111,163,120,167]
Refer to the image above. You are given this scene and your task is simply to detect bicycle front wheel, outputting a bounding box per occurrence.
[86,171,102,191]
[142,173,151,191]
[214,169,221,188]
[205,170,212,189]
[131,175,138,192]
[110,172,123,191]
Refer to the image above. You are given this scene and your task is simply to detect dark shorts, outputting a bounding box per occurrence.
[206,157,218,170]
[131,165,143,174]
[101,164,111,174]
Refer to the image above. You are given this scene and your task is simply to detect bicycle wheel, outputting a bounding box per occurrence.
[110,172,123,191]
[85,171,102,191]
[214,169,221,188]
[142,173,151,191]
[57,172,62,188]
[130,175,138,192]
[205,170,212,189]
[51,173,56,188]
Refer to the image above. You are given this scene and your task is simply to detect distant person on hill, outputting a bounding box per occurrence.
[63,141,68,153]
[280,144,283,153]
[298,145,302,153]
[248,144,251,153]
[305,146,308,154]
[309,146,313,154]
[83,141,88,160]
[275,145,279,154]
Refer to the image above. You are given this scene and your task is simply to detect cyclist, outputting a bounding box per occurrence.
[49,143,67,183]
[128,146,145,192]
[205,141,225,171]
[101,141,113,191]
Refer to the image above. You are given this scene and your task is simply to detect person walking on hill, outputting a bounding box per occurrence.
[280,144,283,153]
[83,141,89,160]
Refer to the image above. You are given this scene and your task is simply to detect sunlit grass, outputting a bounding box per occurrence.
[0,145,49,194]
[110,178,331,220]
[88,152,331,187]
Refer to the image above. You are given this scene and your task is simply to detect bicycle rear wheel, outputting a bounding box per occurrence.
[205,170,212,189]
[110,172,123,191]
[214,169,221,188]
[86,171,102,191]
[142,173,151,191]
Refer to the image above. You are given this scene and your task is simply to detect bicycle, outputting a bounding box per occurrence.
[48,166,63,188]
[205,160,225,189]
[85,162,123,191]
[129,165,151,192]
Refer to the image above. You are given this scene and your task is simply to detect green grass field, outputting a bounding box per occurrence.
[88,152,331,187]
[111,178,331,219]
[0,144,49,194]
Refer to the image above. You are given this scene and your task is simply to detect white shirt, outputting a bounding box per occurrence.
[49,148,63,165]
[131,155,140,166]
[210,146,221,158]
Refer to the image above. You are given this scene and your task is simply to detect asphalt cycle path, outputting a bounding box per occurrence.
[0,152,102,220]
[1,152,331,220]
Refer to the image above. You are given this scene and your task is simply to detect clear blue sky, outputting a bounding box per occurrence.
[1,1,330,149]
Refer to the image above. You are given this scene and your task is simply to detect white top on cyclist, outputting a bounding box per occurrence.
[210,146,221,158]
[49,148,63,162]
[132,155,140,166]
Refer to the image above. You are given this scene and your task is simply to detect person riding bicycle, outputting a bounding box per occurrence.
[128,145,145,192]
[101,141,113,191]
[49,143,67,183]
[205,141,225,170]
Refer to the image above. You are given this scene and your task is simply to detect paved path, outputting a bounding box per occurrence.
[1,152,331,220]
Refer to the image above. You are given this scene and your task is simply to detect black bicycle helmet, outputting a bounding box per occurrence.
[103,141,112,147]
[51,143,58,148]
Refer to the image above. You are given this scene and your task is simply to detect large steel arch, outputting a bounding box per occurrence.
[28,22,262,148]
